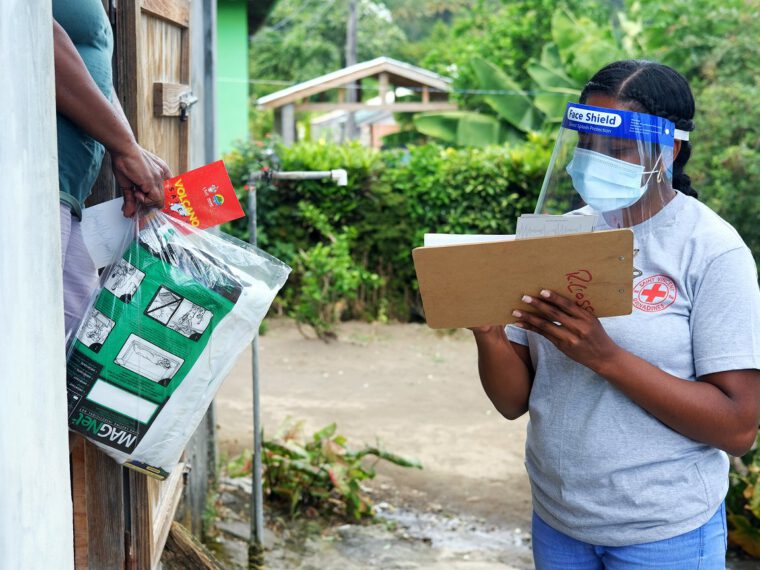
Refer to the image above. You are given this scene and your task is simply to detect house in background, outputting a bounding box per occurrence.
[310,105,400,149]
[257,57,456,147]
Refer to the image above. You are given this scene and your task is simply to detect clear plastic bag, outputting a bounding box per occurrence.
[66,209,290,479]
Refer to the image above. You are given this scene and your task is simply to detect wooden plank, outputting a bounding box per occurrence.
[178,26,190,173]
[153,82,192,117]
[71,437,89,570]
[150,465,188,569]
[139,13,183,174]
[83,443,126,569]
[295,102,458,112]
[116,0,141,139]
[127,471,153,570]
[161,522,223,569]
[141,0,190,28]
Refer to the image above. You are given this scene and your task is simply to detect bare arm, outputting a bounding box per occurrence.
[53,20,170,216]
[472,326,534,420]
[515,290,760,456]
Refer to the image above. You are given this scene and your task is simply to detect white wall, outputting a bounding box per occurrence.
[0,1,74,568]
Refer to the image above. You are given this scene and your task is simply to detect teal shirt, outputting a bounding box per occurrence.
[54,0,114,219]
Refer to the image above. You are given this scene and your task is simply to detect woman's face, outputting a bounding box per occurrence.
[579,93,682,169]
[578,94,642,166]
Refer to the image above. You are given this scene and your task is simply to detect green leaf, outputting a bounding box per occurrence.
[456,113,505,147]
[533,88,580,123]
[313,422,337,442]
[471,57,541,132]
[539,43,563,70]
[414,111,504,146]
[413,112,461,144]
[526,61,577,91]
[728,514,760,557]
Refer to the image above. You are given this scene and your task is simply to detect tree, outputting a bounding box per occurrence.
[250,0,407,100]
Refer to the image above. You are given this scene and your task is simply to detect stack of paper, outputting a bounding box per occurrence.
[515,214,598,239]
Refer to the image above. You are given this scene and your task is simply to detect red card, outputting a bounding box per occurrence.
[162,160,244,229]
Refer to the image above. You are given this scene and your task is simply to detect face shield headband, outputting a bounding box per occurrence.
[535,103,687,225]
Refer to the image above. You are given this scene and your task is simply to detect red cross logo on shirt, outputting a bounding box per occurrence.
[633,274,678,312]
[641,283,669,303]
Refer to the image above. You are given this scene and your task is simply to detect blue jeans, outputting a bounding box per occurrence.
[532,504,727,569]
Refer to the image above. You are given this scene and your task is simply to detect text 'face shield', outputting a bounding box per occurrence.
[535,102,681,231]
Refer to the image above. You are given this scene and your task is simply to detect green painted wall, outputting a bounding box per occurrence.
[217,0,248,155]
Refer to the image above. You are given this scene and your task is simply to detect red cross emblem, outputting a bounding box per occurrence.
[633,274,677,312]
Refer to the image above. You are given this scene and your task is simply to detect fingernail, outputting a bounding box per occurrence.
[513,322,524,328]
[512,310,522,318]
[540,289,551,298]
[521,295,532,303]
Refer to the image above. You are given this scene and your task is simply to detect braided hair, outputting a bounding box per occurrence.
[579,60,698,199]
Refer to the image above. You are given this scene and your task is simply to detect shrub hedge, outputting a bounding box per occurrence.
[223,135,552,323]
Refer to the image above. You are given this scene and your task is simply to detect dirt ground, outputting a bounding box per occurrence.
[214,319,534,568]
[212,320,755,569]
[216,319,532,530]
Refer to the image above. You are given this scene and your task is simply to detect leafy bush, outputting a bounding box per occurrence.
[291,202,383,340]
[223,135,551,321]
[228,421,421,521]
[690,84,760,271]
[728,436,760,556]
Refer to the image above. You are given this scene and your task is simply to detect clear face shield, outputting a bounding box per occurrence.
[535,102,689,234]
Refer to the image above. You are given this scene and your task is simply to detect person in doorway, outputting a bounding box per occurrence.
[53,0,171,341]
[471,60,760,568]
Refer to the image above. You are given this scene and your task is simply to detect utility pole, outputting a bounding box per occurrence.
[344,0,358,141]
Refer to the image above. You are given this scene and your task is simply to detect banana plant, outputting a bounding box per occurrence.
[414,8,638,147]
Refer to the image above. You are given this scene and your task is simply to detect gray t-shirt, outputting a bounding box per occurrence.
[507,191,760,546]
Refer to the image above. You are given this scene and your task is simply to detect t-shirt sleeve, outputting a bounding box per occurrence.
[506,323,529,346]
[691,246,760,377]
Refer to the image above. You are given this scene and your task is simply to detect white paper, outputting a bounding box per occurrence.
[81,197,132,269]
[423,233,515,247]
[87,379,158,424]
[515,214,598,239]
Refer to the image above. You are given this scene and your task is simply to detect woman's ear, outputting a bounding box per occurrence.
[673,140,682,161]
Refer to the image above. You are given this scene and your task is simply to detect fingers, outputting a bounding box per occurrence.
[537,289,592,318]
[122,187,137,218]
[512,308,576,345]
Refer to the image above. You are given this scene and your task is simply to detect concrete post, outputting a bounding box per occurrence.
[281,103,295,146]
[0,1,74,569]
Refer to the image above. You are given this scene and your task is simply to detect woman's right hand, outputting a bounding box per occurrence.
[112,143,172,217]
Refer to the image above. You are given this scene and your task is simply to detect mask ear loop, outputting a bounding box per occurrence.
[642,152,664,187]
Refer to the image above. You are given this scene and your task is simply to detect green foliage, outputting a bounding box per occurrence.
[633,0,760,88]
[687,84,760,272]
[291,202,383,340]
[413,6,644,146]
[727,435,760,556]
[228,421,421,521]
[223,135,551,321]
[250,0,407,96]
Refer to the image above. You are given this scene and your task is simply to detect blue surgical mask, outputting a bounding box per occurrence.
[565,148,657,213]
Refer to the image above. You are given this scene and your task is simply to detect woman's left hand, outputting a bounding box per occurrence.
[512,289,620,372]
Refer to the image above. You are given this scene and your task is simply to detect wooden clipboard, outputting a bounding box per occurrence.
[412,229,634,329]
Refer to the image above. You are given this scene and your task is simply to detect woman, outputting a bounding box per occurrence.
[472,60,760,568]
